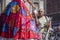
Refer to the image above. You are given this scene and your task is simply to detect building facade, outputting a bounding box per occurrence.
[46,0,60,26]
[0,0,44,14]
[0,0,11,14]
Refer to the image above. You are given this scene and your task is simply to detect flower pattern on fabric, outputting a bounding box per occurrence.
[0,0,40,40]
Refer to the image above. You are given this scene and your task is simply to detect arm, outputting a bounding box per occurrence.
[45,17,50,28]
[27,0,36,9]
[33,12,40,26]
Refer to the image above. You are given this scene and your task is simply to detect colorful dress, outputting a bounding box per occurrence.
[0,0,40,40]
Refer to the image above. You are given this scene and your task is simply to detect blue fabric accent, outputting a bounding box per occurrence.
[2,23,8,32]
[5,1,18,16]
[8,1,18,7]
[13,27,18,36]
[30,19,39,33]
[5,8,11,16]
[20,7,27,16]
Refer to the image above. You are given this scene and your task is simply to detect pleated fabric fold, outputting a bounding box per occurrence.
[0,0,40,40]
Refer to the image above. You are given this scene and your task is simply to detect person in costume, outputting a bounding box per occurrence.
[0,0,40,40]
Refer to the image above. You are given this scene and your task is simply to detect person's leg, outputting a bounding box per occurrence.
[40,31,43,40]
[40,29,44,40]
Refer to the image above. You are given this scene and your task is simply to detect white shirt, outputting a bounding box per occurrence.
[39,16,49,28]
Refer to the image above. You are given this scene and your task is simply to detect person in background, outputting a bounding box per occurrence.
[36,9,50,40]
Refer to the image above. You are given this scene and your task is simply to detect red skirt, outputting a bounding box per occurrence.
[0,0,40,40]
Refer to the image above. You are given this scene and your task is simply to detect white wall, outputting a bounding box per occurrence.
[0,0,11,13]
[5,0,11,6]
[40,0,44,10]
[0,3,1,14]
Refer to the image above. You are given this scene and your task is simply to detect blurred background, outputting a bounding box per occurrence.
[0,0,60,40]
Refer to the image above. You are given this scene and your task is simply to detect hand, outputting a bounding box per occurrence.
[32,5,36,9]
[45,22,50,28]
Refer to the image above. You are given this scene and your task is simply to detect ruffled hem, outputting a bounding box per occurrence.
[0,37,38,40]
